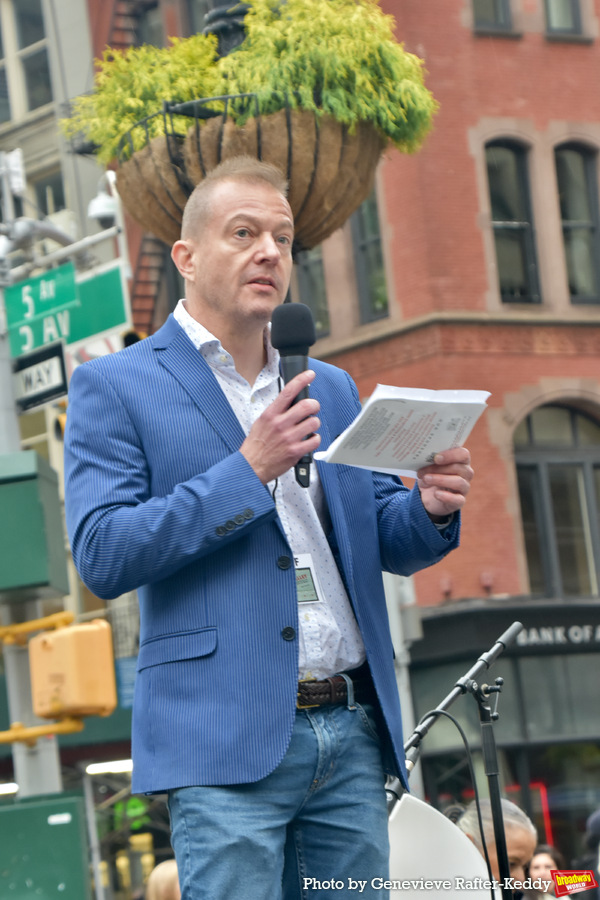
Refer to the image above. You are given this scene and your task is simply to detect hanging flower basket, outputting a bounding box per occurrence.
[115,99,385,250]
[62,0,439,250]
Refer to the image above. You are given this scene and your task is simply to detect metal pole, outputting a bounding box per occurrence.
[0,151,64,797]
[84,771,107,900]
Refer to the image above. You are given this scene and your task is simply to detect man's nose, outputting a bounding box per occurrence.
[255,232,281,260]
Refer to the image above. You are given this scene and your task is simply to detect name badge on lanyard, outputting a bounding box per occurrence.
[294,553,323,603]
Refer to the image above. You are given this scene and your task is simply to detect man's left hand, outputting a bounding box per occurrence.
[416,447,474,521]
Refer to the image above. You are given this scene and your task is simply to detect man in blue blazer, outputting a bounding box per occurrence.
[64,157,474,899]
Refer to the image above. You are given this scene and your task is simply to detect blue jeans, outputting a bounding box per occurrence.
[167,702,390,900]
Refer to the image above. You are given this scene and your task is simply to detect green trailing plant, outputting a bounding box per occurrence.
[62,0,438,164]
[62,34,222,164]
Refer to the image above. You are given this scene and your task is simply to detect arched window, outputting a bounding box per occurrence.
[515,405,600,597]
[555,143,600,303]
[486,141,540,303]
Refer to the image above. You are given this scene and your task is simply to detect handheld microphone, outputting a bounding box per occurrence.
[270,302,316,488]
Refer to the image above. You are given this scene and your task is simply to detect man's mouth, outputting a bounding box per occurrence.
[249,276,276,288]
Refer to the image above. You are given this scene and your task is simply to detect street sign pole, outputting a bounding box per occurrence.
[0,153,132,798]
[0,282,63,797]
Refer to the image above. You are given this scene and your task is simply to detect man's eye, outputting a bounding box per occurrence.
[235,228,250,238]
[277,235,292,245]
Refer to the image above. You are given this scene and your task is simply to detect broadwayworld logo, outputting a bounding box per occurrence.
[552,870,599,897]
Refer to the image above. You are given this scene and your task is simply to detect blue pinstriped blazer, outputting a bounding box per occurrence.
[64,314,459,794]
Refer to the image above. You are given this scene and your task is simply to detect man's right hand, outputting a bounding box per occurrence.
[240,370,321,485]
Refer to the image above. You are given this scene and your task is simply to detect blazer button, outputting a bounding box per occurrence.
[234,514,245,526]
[277,555,292,569]
[225,520,236,531]
[281,627,296,641]
[215,525,226,536]
[243,508,254,520]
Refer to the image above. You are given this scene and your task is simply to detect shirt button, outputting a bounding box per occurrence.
[277,555,292,569]
[281,627,296,641]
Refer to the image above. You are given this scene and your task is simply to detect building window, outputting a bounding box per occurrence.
[555,144,600,303]
[486,141,540,303]
[544,0,582,35]
[0,0,52,125]
[515,404,600,598]
[33,170,65,217]
[187,0,211,33]
[473,0,512,31]
[295,245,330,338]
[134,1,165,47]
[350,190,388,323]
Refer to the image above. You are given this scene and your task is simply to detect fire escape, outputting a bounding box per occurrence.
[108,0,169,335]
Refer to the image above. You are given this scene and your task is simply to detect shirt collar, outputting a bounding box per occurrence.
[173,299,280,379]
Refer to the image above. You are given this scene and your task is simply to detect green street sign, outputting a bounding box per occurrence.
[5,261,130,358]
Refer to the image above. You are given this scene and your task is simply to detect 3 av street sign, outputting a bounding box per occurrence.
[5,260,130,358]
[13,342,68,411]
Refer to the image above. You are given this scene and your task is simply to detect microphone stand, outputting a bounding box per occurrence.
[386,621,524,900]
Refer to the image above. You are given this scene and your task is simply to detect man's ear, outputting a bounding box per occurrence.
[171,240,195,282]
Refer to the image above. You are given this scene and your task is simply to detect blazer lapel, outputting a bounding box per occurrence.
[152,316,246,452]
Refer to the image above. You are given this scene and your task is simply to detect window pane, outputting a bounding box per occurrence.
[545,0,579,31]
[474,0,511,27]
[555,148,599,300]
[494,230,529,299]
[548,464,593,595]
[22,48,52,111]
[578,415,600,446]
[517,467,547,594]
[595,466,600,538]
[0,66,10,124]
[564,229,598,297]
[487,146,527,222]
[34,171,65,216]
[530,406,573,446]
[0,14,4,58]
[556,149,592,222]
[296,246,330,337]
[352,192,389,323]
[188,0,211,33]
[364,241,388,318]
[15,0,45,49]
[520,655,600,739]
[137,5,165,47]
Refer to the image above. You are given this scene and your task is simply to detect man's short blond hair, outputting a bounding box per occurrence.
[180,156,289,240]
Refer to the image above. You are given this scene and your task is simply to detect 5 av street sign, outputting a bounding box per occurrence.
[4,260,130,358]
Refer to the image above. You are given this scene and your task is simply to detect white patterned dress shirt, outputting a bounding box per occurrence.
[174,299,366,679]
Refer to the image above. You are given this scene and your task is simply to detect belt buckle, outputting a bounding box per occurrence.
[297,676,320,710]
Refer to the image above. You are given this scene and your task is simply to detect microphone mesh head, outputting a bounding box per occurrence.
[271,303,316,356]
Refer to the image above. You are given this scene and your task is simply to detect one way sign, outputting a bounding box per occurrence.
[13,341,68,411]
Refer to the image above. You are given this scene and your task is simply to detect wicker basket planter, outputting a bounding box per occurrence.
[115,108,384,251]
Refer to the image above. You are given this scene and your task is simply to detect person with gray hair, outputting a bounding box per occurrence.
[454,798,537,889]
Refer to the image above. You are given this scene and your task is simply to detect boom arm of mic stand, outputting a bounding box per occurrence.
[387,621,523,900]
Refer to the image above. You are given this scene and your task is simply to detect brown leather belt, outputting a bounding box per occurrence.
[297,669,375,710]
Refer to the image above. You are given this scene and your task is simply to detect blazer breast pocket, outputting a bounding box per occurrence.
[136,627,217,671]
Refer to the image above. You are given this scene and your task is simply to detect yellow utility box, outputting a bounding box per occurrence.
[29,619,118,719]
